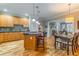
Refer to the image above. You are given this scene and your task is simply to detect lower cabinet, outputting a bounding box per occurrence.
[0,32,24,43]
[0,33,4,43]
[24,34,36,50]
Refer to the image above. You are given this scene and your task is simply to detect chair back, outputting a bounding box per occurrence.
[72,33,79,46]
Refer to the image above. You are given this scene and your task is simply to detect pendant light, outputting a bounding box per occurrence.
[66,3,74,22]
[32,3,36,22]
[32,4,40,25]
[36,5,40,25]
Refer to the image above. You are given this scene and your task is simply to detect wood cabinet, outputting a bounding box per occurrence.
[20,18,29,27]
[24,34,46,51]
[13,16,29,27]
[0,33,4,42]
[0,32,24,43]
[13,16,22,25]
[24,34,36,50]
[0,15,14,27]
[0,15,29,27]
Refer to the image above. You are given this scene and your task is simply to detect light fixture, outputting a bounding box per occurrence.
[3,9,8,12]
[32,18,36,22]
[32,4,36,21]
[36,21,38,23]
[38,22,40,25]
[36,6,40,25]
[66,3,74,22]
[36,21,40,25]
[32,4,40,25]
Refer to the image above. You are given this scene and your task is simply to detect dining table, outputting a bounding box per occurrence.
[54,34,74,55]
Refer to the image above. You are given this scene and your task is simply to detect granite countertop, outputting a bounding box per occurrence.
[24,32,38,35]
[0,31,25,33]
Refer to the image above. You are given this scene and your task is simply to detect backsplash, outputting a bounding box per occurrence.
[0,25,28,32]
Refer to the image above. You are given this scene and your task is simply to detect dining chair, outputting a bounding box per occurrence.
[72,33,79,53]
[54,33,79,55]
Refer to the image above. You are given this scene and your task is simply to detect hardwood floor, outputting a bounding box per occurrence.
[0,36,79,56]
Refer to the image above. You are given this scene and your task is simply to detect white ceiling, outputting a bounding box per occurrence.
[0,3,79,22]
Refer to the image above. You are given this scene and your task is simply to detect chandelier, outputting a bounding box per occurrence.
[65,3,74,22]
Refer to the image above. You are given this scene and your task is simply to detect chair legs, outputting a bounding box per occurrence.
[54,41,76,55]
[54,41,56,49]
[76,43,78,50]
[72,45,74,55]
[54,38,56,49]
[67,44,69,55]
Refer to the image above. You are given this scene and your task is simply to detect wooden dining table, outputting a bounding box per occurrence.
[54,34,74,55]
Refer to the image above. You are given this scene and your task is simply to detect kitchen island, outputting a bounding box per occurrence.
[24,32,45,51]
[24,32,38,50]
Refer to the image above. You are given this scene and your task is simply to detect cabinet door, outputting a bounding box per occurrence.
[24,35,30,50]
[13,16,21,25]
[0,15,8,27]
[20,32,24,40]
[20,18,29,27]
[0,15,13,27]
[24,35,36,50]
[3,33,7,42]
[29,35,36,50]
[0,33,4,43]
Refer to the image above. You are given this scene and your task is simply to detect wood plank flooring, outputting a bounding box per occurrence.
[0,36,79,56]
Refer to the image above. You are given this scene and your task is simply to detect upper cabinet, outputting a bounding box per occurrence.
[0,15,29,27]
[20,18,29,27]
[0,15,14,27]
[13,16,29,27]
[13,16,21,25]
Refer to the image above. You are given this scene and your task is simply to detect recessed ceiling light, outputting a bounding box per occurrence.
[3,9,8,12]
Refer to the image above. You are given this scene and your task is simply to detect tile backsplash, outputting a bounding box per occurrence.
[0,25,28,32]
